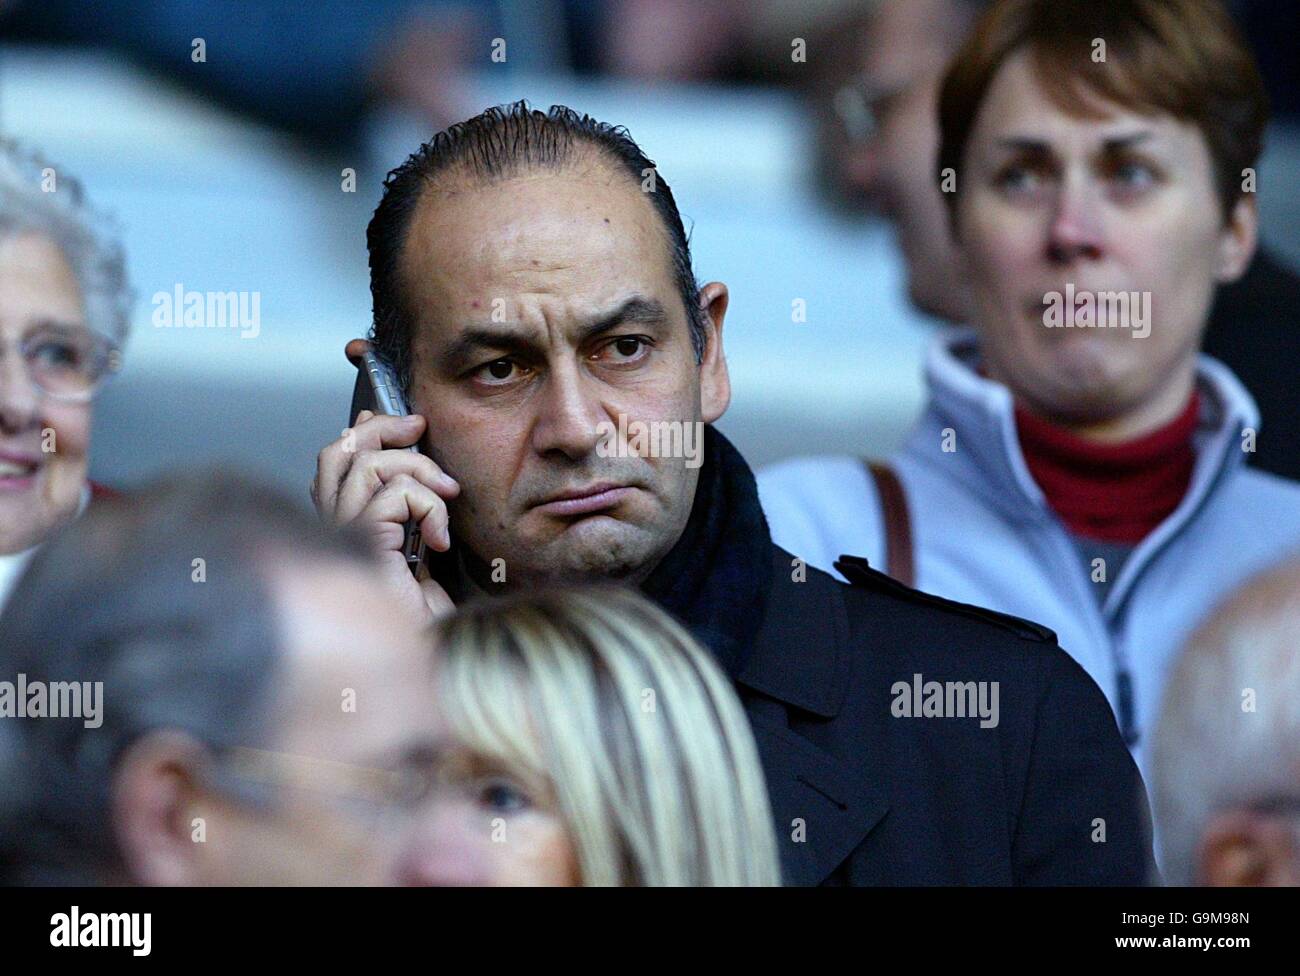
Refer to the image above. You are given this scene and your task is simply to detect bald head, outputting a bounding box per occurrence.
[1153,559,1300,885]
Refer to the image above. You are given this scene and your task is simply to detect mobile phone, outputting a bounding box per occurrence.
[348,340,427,577]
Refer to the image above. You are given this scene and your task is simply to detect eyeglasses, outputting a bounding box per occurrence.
[0,328,122,403]
[200,746,440,827]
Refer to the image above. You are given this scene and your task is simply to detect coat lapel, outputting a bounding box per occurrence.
[735,547,891,885]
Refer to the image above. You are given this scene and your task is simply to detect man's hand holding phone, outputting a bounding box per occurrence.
[312,408,460,626]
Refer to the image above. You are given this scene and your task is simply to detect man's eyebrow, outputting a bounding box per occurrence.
[438,325,540,370]
[437,296,670,370]
[576,296,669,345]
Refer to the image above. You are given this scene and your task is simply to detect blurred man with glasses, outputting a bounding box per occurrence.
[0,472,453,885]
[0,139,128,606]
[827,0,985,323]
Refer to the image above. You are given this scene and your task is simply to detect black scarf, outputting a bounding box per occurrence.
[639,425,774,676]
[430,425,774,675]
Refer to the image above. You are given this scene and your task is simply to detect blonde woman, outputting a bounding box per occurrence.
[424,586,781,886]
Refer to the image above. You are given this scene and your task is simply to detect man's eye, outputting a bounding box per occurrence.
[593,336,651,364]
[473,359,524,385]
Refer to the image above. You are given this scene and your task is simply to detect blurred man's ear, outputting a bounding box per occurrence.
[1198,808,1300,886]
[697,281,731,424]
[111,731,218,886]
[1215,195,1258,284]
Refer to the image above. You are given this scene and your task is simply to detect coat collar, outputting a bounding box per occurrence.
[736,546,891,885]
[735,545,849,717]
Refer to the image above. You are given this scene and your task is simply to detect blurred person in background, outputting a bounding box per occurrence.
[0,473,449,886]
[818,0,1300,479]
[0,140,128,608]
[824,0,986,323]
[1152,558,1300,886]
[312,101,1153,885]
[592,0,855,86]
[425,587,781,886]
[0,0,851,150]
[760,0,1300,781]
[0,0,492,146]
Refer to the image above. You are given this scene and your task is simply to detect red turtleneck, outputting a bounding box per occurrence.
[1014,392,1200,544]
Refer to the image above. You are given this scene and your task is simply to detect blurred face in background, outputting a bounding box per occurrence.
[842,0,975,322]
[1197,805,1300,886]
[413,677,580,887]
[0,232,92,553]
[953,50,1256,439]
[402,159,730,590]
[117,562,447,886]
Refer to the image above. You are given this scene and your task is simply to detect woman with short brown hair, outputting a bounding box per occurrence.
[759,0,1300,786]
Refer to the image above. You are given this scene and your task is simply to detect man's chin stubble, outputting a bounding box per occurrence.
[480,520,669,589]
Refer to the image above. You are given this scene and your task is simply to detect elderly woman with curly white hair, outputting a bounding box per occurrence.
[0,140,130,606]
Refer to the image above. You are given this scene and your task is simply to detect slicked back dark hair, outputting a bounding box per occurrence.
[367,101,707,393]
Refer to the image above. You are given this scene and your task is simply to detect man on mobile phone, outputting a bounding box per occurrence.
[312,101,1153,886]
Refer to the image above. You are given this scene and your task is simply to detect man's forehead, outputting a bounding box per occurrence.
[400,164,673,283]
[268,562,427,674]
[399,165,681,345]
[271,580,437,758]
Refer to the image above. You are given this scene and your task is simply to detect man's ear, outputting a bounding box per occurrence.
[1216,195,1258,284]
[111,730,217,886]
[697,281,731,424]
[1198,808,1300,886]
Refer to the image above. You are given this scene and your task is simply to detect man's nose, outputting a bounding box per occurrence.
[530,364,605,461]
[0,348,40,434]
[1046,176,1106,265]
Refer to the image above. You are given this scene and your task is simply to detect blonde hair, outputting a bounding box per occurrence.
[434,587,781,886]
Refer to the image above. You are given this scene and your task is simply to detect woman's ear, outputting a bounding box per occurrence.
[1216,195,1258,284]
[697,281,731,425]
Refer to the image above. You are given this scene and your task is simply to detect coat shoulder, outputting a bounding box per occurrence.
[832,554,1058,645]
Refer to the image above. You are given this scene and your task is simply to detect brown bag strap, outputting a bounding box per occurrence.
[865,461,915,587]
